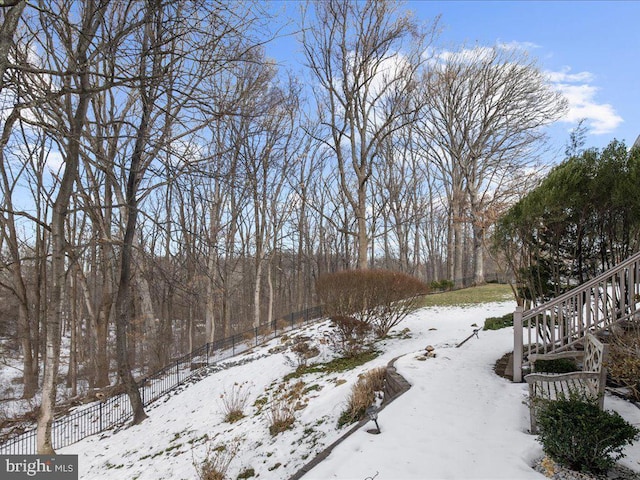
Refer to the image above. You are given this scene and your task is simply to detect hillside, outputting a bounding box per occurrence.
[54,300,640,479]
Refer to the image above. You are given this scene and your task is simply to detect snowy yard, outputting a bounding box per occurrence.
[56,301,640,479]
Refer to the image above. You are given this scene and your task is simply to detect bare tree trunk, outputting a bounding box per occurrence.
[67,271,78,396]
[357,187,369,270]
[0,1,25,93]
[38,0,101,450]
[302,0,435,272]
[0,2,40,396]
[253,258,263,329]
[267,257,274,326]
[453,204,465,289]
[473,224,485,286]
[0,110,38,398]
[113,91,151,425]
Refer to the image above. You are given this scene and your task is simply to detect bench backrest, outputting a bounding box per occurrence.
[583,332,607,373]
[583,332,609,408]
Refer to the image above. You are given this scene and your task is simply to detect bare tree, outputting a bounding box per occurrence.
[301,0,436,269]
[419,45,566,285]
[22,0,111,454]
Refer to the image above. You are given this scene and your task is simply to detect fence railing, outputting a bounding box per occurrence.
[513,251,640,381]
[0,305,323,454]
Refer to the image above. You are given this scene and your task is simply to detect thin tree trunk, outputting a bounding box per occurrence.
[38,22,96,452]
[473,224,485,286]
[253,258,263,329]
[0,109,38,398]
[114,104,150,426]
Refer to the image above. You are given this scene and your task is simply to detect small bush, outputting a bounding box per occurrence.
[536,394,639,475]
[194,440,240,480]
[533,358,578,374]
[220,383,250,423]
[608,328,640,401]
[317,270,429,338]
[267,397,295,436]
[291,340,320,366]
[337,367,386,428]
[483,313,513,331]
[329,315,373,357]
[430,279,454,291]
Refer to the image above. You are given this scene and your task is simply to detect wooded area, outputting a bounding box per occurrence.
[0,0,566,452]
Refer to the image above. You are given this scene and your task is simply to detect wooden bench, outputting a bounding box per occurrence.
[524,332,609,434]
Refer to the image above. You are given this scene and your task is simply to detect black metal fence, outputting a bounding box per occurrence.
[0,305,324,455]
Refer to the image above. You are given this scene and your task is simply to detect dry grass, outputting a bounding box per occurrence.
[608,327,640,401]
[337,367,386,427]
[220,382,250,423]
[266,397,295,436]
[194,439,240,480]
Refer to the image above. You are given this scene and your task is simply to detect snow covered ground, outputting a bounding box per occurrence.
[57,301,640,479]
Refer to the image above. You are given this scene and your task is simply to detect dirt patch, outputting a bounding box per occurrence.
[494,351,513,382]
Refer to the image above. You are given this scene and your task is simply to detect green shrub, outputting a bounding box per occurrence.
[316,269,429,338]
[430,279,454,291]
[483,313,513,330]
[440,279,454,291]
[284,350,380,381]
[536,394,639,474]
[533,358,578,373]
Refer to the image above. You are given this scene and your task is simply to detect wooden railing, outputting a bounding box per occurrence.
[513,251,640,382]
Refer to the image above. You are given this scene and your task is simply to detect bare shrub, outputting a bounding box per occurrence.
[337,366,386,427]
[608,328,640,401]
[317,270,429,337]
[220,382,250,423]
[329,315,373,357]
[266,397,295,436]
[264,381,302,436]
[291,339,320,367]
[194,439,241,480]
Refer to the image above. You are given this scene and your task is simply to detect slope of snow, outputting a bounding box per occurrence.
[58,301,640,479]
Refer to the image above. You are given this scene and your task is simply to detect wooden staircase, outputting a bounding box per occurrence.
[513,251,640,382]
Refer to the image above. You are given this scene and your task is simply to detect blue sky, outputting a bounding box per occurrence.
[420,1,639,152]
[267,0,640,160]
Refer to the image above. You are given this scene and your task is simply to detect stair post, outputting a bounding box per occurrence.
[513,306,523,382]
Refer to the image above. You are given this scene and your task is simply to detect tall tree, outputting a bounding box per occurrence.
[496,139,640,305]
[301,0,436,269]
[30,0,110,454]
[420,44,566,286]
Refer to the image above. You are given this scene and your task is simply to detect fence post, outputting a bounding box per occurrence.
[255,327,258,347]
[232,335,235,355]
[176,361,180,385]
[99,402,103,432]
[206,342,209,365]
[140,378,145,406]
[513,306,524,383]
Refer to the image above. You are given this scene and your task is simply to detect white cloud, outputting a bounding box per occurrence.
[496,40,540,51]
[545,66,622,135]
[44,150,65,174]
[545,66,593,83]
